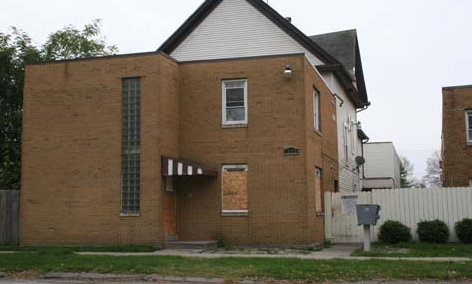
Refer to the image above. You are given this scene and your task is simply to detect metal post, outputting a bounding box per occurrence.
[363,225,371,252]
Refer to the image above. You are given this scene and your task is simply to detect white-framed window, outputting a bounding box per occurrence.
[221,164,248,215]
[222,79,247,125]
[466,110,472,144]
[313,89,320,132]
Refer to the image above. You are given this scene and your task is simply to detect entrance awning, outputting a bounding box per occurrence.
[161,156,217,177]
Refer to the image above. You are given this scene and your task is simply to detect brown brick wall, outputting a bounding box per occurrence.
[442,85,472,187]
[176,55,338,245]
[21,53,179,245]
[21,53,338,246]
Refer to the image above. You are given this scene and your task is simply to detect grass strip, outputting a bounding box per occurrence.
[352,242,472,258]
[0,252,471,281]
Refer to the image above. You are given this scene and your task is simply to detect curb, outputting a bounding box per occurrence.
[41,272,225,283]
[144,274,224,283]
[41,272,145,280]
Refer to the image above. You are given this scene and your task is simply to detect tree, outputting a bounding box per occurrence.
[43,19,117,60]
[0,28,41,189]
[399,156,415,188]
[0,20,117,189]
[422,150,443,188]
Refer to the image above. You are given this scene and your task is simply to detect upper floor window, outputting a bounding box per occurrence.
[313,89,320,132]
[222,80,247,125]
[466,110,472,144]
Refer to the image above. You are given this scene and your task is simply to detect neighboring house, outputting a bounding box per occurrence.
[21,0,369,246]
[441,85,472,187]
[310,30,370,192]
[362,142,401,190]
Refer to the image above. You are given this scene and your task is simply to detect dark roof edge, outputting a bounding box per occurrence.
[158,0,340,66]
[317,64,366,108]
[245,0,338,65]
[443,84,472,90]
[158,0,224,53]
[25,51,166,66]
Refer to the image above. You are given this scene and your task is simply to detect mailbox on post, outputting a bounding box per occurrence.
[356,204,381,226]
[356,204,381,252]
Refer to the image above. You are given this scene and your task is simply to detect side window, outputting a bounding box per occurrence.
[222,80,247,125]
[466,110,472,144]
[222,164,248,214]
[313,89,320,132]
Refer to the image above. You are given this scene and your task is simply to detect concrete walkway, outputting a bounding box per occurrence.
[76,244,472,262]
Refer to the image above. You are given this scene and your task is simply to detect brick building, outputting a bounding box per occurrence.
[441,85,472,187]
[21,0,369,246]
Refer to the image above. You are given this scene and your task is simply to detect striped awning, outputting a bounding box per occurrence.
[161,156,217,177]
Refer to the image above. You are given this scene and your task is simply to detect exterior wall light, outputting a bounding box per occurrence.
[283,65,293,77]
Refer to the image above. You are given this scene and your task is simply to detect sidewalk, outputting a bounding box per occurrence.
[76,244,472,262]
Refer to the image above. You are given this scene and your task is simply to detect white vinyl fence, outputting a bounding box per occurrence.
[324,187,472,243]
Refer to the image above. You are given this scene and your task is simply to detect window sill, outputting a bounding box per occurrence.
[222,123,248,129]
[316,211,325,217]
[120,213,140,217]
[221,210,249,217]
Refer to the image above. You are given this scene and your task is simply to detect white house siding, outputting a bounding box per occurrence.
[170,0,324,67]
[323,73,363,192]
[363,142,401,189]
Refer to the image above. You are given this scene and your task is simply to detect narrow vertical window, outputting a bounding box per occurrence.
[466,110,472,144]
[469,178,472,187]
[222,80,247,125]
[313,89,320,132]
[121,77,141,214]
[222,164,248,215]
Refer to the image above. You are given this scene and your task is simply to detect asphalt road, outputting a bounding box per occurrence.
[2,280,472,284]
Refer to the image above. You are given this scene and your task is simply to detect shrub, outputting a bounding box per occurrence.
[417,219,449,243]
[378,220,412,244]
[455,218,472,243]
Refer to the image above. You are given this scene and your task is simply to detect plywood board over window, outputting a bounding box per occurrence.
[315,167,323,214]
[222,165,248,215]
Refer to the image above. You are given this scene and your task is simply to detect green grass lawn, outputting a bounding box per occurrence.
[0,244,156,253]
[0,250,471,281]
[352,242,472,257]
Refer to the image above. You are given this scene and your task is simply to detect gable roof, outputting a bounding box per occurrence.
[158,0,369,108]
[158,0,338,65]
[310,29,369,108]
[310,29,357,72]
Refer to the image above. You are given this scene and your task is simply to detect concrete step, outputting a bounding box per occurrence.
[164,241,218,250]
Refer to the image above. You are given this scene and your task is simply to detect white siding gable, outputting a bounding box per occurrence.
[170,0,324,66]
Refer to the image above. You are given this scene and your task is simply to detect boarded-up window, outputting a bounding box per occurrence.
[315,167,322,213]
[222,165,248,212]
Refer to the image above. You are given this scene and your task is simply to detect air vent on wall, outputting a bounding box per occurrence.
[283,147,300,156]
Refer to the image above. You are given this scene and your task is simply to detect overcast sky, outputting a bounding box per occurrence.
[2,0,472,178]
